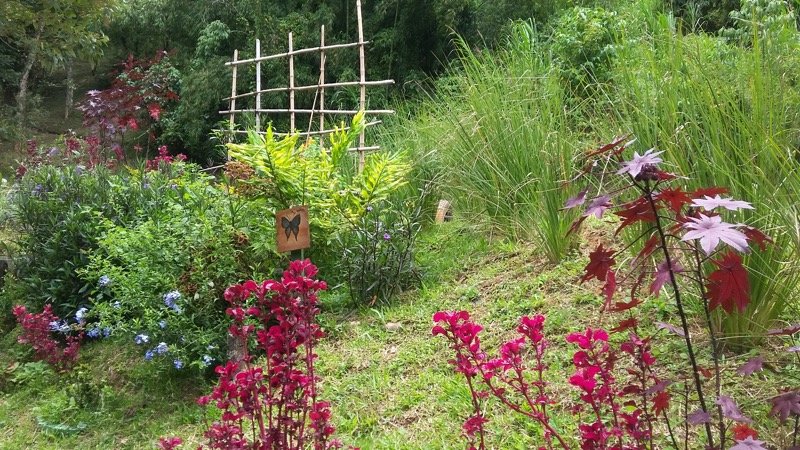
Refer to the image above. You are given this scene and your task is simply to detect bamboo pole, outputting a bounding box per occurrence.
[226,120,383,136]
[255,39,261,132]
[219,108,394,115]
[289,32,295,132]
[224,41,367,66]
[357,0,367,170]
[228,49,238,156]
[319,25,326,137]
[223,80,394,101]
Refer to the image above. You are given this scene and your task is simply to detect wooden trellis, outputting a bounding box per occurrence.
[220,0,394,169]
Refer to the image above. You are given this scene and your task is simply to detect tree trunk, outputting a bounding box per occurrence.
[16,21,45,129]
[65,58,74,120]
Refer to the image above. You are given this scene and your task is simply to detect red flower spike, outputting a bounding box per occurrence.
[582,244,617,283]
[706,251,751,314]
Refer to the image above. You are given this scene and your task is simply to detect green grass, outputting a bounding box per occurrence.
[1,220,800,448]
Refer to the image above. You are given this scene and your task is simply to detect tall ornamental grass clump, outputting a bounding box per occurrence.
[606,7,800,348]
[392,23,579,263]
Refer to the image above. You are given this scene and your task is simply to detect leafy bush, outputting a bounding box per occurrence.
[77,51,181,153]
[5,141,194,316]
[550,6,620,98]
[336,188,428,305]
[227,112,414,288]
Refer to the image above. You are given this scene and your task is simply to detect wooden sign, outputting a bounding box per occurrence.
[276,206,310,253]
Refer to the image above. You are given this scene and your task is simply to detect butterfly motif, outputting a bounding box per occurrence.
[281,214,301,240]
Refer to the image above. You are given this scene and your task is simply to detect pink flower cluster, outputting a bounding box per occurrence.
[433,312,663,449]
[12,305,83,373]
[195,259,356,450]
[145,145,187,172]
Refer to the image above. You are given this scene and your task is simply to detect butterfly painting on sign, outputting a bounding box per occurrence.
[276,206,310,253]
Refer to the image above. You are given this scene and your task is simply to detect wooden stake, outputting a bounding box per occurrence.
[255,39,261,132]
[319,25,326,138]
[357,0,367,171]
[228,49,239,156]
[289,32,295,132]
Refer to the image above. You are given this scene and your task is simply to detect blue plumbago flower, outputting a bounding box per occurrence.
[87,327,101,338]
[366,206,373,212]
[145,350,154,361]
[76,166,84,175]
[159,319,167,329]
[207,344,216,351]
[50,320,70,333]
[173,360,183,369]
[202,355,214,367]
[99,275,111,287]
[163,290,182,313]
[155,342,169,354]
[112,301,121,309]
[171,184,178,189]
[48,147,58,155]
[102,326,112,338]
[143,183,149,188]
[75,307,88,321]
[134,334,149,345]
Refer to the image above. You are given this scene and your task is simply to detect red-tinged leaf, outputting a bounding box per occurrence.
[656,322,685,337]
[730,437,767,450]
[563,187,589,210]
[650,259,684,297]
[690,187,729,198]
[581,244,616,283]
[633,234,660,265]
[611,317,638,333]
[736,356,763,377]
[653,391,670,416]
[584,195,612,219]
[614,199,658,235]
[742,226,773,251]
[601,270,616,310]
[581,134,633,161]
[630,271,647,299]
[731,423,759,440]
[706,251,750,314]
[686,409,712,425]
[768,389,800,423]
[655,170,678,180]
[567,216,587,237]
[767,323,800,336]
[698,366,713,379]
[646,379,674,395]
[656,187,693,212]
[717,395,752,423]
[609,297,643,313]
